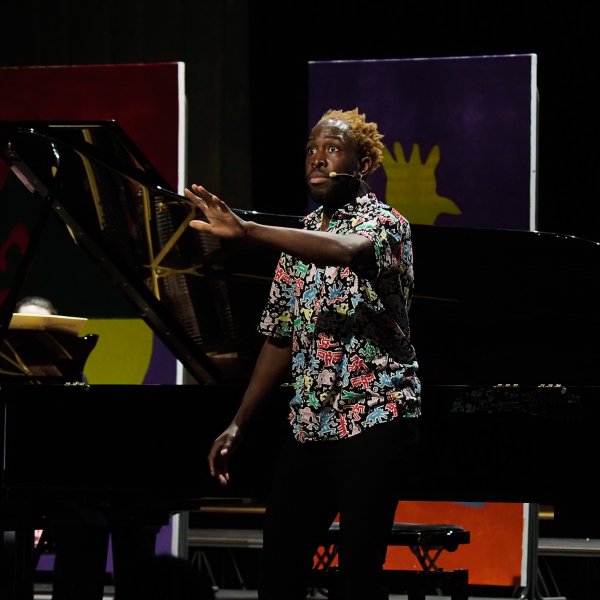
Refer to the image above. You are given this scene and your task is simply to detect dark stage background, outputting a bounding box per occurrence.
[1,3,599,597]
[1,0,597,241]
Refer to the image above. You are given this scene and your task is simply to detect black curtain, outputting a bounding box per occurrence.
[0,0,254,209]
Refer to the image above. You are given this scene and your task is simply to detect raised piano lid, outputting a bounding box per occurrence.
[2,120,600,388]
[0,120,301,385]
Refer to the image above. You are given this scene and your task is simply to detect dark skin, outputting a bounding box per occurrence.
[184,118,376,485]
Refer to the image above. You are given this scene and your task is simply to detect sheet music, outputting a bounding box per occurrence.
[9,313,87,336]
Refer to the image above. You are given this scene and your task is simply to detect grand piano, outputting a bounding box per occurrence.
[1,121,600,599]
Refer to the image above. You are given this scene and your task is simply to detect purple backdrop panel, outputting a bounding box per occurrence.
[309,54,537,230]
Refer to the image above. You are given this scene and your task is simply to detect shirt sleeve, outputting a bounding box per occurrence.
[257,252,295,339]
[351,207,412,276]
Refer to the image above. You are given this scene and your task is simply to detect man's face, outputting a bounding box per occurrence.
[305,119,360,207]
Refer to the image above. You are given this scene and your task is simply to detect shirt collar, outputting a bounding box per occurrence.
[303,192,379,226]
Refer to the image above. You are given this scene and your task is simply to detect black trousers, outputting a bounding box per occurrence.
[50,506,165,600]
[258,417,421,600]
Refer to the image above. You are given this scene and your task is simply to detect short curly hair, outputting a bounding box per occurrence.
[319,108,384,175]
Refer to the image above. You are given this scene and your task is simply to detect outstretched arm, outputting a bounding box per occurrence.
[207,335,292,486]
[185,184,375,271]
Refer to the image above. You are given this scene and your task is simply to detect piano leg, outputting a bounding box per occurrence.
[1,529,35,600]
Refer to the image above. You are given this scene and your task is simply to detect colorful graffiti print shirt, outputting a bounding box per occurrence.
[258,193,421,442]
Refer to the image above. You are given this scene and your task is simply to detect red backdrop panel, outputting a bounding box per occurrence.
[0,62,182,188]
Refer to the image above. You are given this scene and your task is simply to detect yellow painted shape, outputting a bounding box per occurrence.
[80,318,153,384]
[382,141,462,225]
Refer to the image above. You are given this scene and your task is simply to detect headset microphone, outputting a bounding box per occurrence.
[329,171,359,180]
[329,171,371,193]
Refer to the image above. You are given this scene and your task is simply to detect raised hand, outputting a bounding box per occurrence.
[185,184,248,238]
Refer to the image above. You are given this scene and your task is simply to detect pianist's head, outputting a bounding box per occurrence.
[15,295,57,316]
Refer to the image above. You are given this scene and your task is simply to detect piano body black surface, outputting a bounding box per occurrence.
[407,223,600,509]
[2,120,600,594]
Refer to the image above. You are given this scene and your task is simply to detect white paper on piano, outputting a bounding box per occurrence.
[9,313,87,336]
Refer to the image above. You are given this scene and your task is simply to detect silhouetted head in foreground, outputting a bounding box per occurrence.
[132,554,215,600]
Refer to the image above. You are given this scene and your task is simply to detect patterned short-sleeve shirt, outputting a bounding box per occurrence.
[258,193,421,442]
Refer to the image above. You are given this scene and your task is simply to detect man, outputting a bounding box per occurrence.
[185,108,421,600]
[15,296,161,600]
[14,296,59,550]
